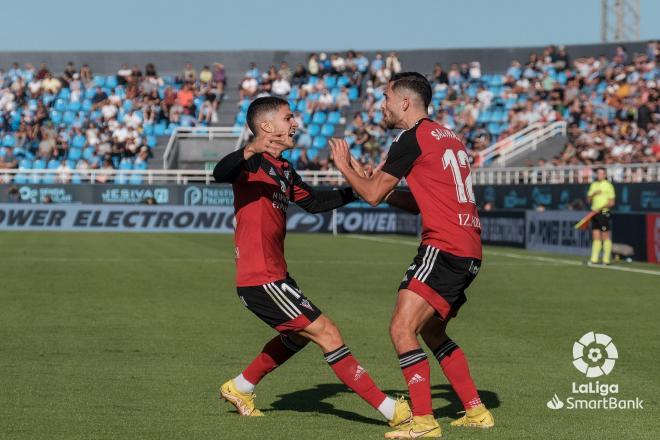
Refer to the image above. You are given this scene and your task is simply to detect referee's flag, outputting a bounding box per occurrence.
[574,211,598,230]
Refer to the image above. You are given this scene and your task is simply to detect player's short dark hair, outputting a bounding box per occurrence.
[390,72,432,108]
[596,167,607,173]
[246,96,289,134]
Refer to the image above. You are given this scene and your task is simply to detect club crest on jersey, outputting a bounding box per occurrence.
[268,167,277,176]
[283,170,290,179]
[300,299,314,311]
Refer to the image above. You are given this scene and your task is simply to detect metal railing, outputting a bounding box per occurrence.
[478,121,567,166]
[162,126,241,169]
[1,163,657,186]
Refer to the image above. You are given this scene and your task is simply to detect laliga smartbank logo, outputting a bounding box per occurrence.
[546,332,644,411]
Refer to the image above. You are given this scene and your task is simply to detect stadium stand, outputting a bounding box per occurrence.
[0,41,658,183]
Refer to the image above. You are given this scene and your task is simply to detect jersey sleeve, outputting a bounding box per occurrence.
[380,129,422,179]
[213,149,260,183]
[587,182,598,197]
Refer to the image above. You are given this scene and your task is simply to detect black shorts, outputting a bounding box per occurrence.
[236,275,322,333]
[591,211,611,232]
[399,244,481,319]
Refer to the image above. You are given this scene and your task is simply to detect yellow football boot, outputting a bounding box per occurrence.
[385,415,441,438]
[388,397,413,428]
[219,379,264,416]
[450,404,494,428]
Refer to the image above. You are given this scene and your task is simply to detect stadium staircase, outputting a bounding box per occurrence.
[477,121,567,167]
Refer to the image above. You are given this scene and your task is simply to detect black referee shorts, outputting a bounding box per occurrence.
[591,211,611,232]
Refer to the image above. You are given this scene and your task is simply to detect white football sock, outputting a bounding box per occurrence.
[233,373,255,393]
[378,396,396,420]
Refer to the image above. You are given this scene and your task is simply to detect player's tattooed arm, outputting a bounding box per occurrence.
[329,138,399,206]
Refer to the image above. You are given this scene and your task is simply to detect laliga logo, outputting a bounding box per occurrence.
[572,332,618,378]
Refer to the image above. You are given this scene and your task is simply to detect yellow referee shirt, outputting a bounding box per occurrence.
[588,180,616,212]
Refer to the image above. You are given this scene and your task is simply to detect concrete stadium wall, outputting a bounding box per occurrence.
[0,41,649,77]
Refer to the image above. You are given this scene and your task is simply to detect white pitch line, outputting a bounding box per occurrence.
[347,234,660,277]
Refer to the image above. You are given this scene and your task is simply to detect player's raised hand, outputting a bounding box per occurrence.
[329,138,350,172]
[246,133,289,158]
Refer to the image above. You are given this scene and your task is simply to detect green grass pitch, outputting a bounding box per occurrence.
[1,231,658,439]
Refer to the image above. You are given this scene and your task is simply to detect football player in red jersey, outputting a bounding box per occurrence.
[330,73,494,438]
[214,97,411,429]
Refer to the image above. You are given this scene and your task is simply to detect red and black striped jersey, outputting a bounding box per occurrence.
[214,149,356,286]
[382,118,482,259]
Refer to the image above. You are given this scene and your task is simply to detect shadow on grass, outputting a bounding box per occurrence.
[253,383,500,426]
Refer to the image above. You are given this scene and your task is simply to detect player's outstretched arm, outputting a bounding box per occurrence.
[385,190,420,215]
[329,138,399,206]
[291,168,357,214]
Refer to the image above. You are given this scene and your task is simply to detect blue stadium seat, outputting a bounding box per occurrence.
[134,161,148,170]
[29,173,41,184]
[119,160,133,170]
[13,173,28,184]
[297,133,312,148]
[350,147,362,158]
[143,124,154,136]
[289,148,302,163]
[129,174,143,185]
[58,88,71,100]
[296,100,307,113]
[312,112,327,124]
[320,124,335,137]
[327,111,341,124]
[348,87,359,100]
[324,76,337,88]
[302,112,312,125]
[68,148,82,161]
[2,134,15,147]
[43,173,56,184]
[147,136,157,148]
[307,148,319,161]
[106,75,118,88]
[82,147,95,161]
[312,136,327,148]
[236,111,247,125]
[337,76,350,87]
[81,99,93,112]
[67,101,81,112]
[308,76,319,86]
[373,111,384,124]
[72,134,86,149]
[63,111,76,125]
[154,123,166,136]
[307,124,320,137]
[72,173,82,184]
[33,159,46,169]
[94,75,106,87]
[240,100,251,111]
[54,99,67,112]
[19,159,32,169]
[115,173,128,185]
[288,88,299,100]
[123,100,133,112]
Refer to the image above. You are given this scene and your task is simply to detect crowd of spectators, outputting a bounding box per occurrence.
[0,60,226,181]
[1,42,658,182]
[346,42,658,171]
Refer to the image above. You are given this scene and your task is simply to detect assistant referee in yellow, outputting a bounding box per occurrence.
[587,167,616,265]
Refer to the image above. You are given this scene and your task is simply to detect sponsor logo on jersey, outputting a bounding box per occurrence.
[269,167,277,176]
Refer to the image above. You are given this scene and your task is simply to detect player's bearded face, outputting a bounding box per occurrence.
[271,105,298,149]
[382,83,403,129]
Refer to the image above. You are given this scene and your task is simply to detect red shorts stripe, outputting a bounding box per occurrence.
[406,278,453,319]
[274,315,313,333]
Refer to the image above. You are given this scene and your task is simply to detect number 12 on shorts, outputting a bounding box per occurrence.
[442,149,476,204]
